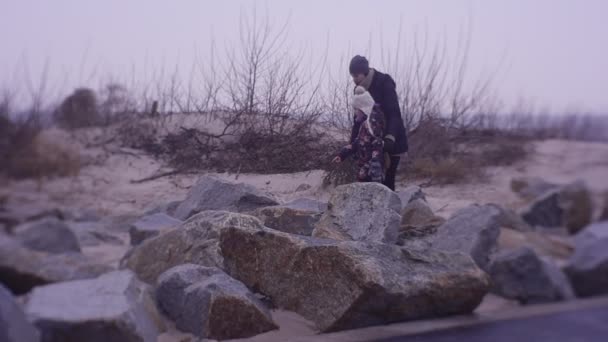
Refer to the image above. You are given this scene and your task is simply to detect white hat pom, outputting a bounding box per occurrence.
[354,85,367,95]
[352,87,375,116]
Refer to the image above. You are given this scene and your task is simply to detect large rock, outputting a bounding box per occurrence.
[401,199,436,226]
[129,213,182,246]
[398,199,445,242]
[488,247,575,304]
[156,264,277,340]
[0,205,64,233]
[520,181,593,234]
[24,270,162,342]
[66,222,124,247]
[281,198,328,213]
[510,177,559,200]
[498,228,573,260]
[104,214,140,233]
[144,201,182,217]
[173,176,278,220]
[397,185,427,207]
[423,204,502,271]
[492,205,534,232]
[252,206,320,236]
[312,183,402,244]
[61,207,100,222]
[14,218,81,254]
[564,237,608,297]
[122,211,264,284]
[0,284,40,342]
[220,225,489,332]
[0,235,112,295]
[573,221,608,247]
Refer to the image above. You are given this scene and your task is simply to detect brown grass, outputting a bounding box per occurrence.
[401,119,531,185]
[6,134,81,180]
[409,157,472,184]
[1,112,81,180]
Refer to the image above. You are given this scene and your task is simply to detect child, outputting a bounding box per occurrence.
[333,86,386,183]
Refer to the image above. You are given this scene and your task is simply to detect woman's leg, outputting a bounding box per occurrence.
[383,156,401,191]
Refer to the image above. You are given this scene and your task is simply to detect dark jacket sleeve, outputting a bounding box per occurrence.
[381,76,402,141]
[350,116,362,144]
[339,143,356,160]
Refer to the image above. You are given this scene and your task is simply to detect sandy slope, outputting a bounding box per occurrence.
[4,137,606,220]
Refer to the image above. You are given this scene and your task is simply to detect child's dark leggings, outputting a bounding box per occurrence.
[383,156,401,191]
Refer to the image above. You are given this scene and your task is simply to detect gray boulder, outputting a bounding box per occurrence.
[0,205,64,233]
[0,235,112,295]
[122,211,264,284]
[14,218,81,254]
[295,183,312,192]
[129,213,182,246]
[61,207,100,222]
[423,204,502,271]
[252,206,320,236]
[573,221,608,247]
[488,247,575,304]
[173,177,278,220]
[0,284,40,342]
[313,183,402,243]
[397,185,427,207]
[104,214,142,233]
[564,237,608,297]
[401,199,436,226]
[282,198,328,213]
[144,201,182,217]
[398,199,445,242]
[24,270,163,342]
[520,181,593,234]
[67,222,124,247]
[510,177,559,200]
[156,264,277,340]
[492,205,534,232]
[498,228,574,261]
[220,225,489,332]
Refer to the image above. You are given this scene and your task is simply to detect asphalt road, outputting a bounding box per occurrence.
[378,306,608,342]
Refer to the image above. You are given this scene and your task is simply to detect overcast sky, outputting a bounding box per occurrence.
[1,0,607,112]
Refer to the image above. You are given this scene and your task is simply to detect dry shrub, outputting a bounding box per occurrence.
[224,129,339,174]
[146,123,342,175]
[322,158,358,188]
[478,138,529,167]
[117,118,159,150]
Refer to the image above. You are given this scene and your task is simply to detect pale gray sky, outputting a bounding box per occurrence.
[1,0,607,112]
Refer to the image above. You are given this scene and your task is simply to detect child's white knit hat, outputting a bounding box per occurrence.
[352,86,375,116]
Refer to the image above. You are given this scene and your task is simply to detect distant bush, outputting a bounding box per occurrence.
[1,100,81,180]
[54,88,101,129]
[7,133,81,180]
